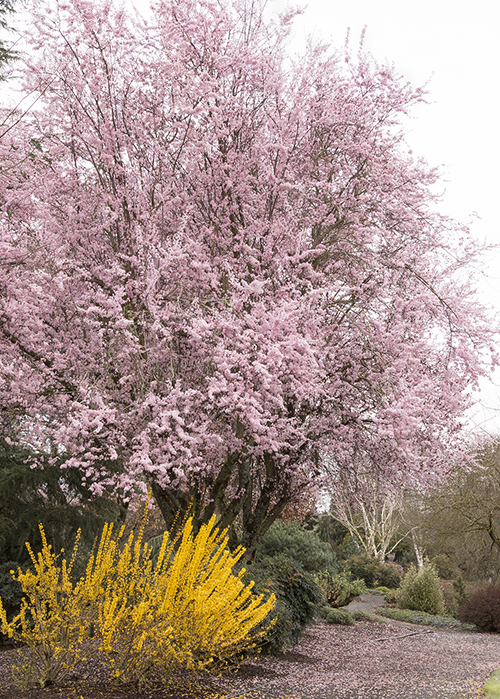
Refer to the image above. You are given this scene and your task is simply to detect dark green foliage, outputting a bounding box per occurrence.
[0,560,22,620]
[459,586,500,632]
[398,564,445,615]
[392,538,416,567]
[337,533,362,560]
[243,555,324,654]
[345,554,402,588]
[0,439,125,563]
[351,609,378,622]
[304,513,349,552]
[256,520,339,574]
[324,608,354,625]
[0,0,17,75]
[315,571,366,607]
[0,438,126,616]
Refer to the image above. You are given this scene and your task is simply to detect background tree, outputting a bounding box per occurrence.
[303,512,349,557]
[0,0,495,554]
[329,479,409,562]
[416,441,500,580]
[0,0,16,75]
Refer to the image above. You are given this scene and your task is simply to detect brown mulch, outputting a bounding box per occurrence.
[0,641,219,699]
[2,619,500,699]
[0,671,218,699]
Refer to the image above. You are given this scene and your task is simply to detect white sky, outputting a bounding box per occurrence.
[279,0,500,436]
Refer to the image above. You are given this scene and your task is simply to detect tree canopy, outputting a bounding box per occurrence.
[0,0,496,551]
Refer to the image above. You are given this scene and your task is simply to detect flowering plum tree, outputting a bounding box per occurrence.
[0,0,495,552]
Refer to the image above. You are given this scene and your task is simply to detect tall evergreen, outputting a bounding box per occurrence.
[1,439,125,561]
[0,0,16,75]
[0,438,126,618]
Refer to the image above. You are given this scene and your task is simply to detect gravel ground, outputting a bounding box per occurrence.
[1,618,499,698]
[216,620,500,699]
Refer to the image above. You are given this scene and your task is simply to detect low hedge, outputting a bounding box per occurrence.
[375,607,475,629]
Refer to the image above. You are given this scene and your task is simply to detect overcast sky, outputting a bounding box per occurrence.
[278,0,500,435]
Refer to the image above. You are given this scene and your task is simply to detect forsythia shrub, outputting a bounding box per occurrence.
[99,515,276,683]
[0,511,275,687]
[0,527,94,687]
[398,563,445,615]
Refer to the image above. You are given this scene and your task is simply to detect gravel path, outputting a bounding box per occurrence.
[217,619,500,699]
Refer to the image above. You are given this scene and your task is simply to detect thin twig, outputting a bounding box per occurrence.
[370,629,436,642]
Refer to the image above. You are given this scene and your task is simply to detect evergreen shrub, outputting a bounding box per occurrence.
[324,608,354,625]
[304,514,349,552]
[337,533,362,559]
[398,563,445,615]
[243,554,324,654]
[315,571,366,607]
[459,586,500,632]
[0,437,124,622]
[453,575,469,608]
[0,561,23,623]
[346,554,402,588]
[256,520,339,574]
[351,609,377,622]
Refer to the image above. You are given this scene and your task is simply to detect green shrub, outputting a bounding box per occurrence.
[0,439,123,571]
[351,609,378,622]
[375,585,397,603]
[305,514,349,552]
[459,586,500,632]
[325,608,354,625]
[374,585,391,595]
[398,564,445,615]
[243,555,324,654]
[376,607,472,629]
[0,561,23,622]
[256,521,339,574]
[318,605,331,619]
[345,554,402,588]
[315,571,366,607]
[337,534,362,560]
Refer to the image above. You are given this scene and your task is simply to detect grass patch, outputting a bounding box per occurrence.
[375,607,476,630]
